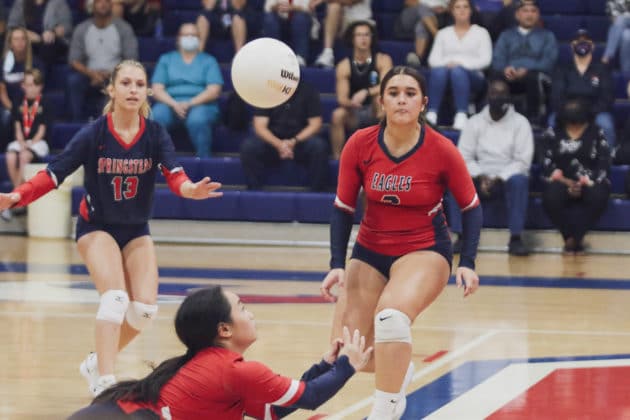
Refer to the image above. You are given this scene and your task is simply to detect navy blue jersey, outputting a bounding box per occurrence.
[47,114,182,225]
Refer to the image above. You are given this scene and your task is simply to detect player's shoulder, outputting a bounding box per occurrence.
[344,124,380,155]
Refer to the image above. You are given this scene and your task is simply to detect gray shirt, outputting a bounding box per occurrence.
[85,24,120,71]
[69,17,138,68]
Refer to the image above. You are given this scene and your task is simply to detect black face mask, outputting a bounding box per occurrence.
[488,96,510,120]
[573,41,593,57]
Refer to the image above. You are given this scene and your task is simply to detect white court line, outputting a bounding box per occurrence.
[2,312,630,338]
[326,330,500,420]
[423,358,630,420]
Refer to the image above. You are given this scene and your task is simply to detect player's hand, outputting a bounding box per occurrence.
[320,268,344,302]
[323,338,344,364]
[456,266,479,298]
[341,326,373,372]
[182,177,223,200]
[0,192,21,211]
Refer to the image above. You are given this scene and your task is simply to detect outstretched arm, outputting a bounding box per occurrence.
[0,170,57,210]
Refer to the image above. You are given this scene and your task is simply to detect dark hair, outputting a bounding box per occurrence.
[93,286,233,405]
[449,0,474,12]
[558,98,594,127]
[487,79,509,97]
[379,66,428,127]
[343,20,378,53]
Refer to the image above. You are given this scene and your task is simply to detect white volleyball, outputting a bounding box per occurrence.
[230,37,300,108]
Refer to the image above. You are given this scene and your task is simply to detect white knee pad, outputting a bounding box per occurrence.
[125,301,158,331]
[96,290,130,324]
[374,309,412,344]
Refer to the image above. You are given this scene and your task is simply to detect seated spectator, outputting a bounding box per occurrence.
[426,0,492,130]
[7,0,72,73]
[394,0,439,65]
[68,286,371,420]
[196,0,254,54]
[541,98,612,255]
[112,0,161,36]
[0,27,42,148]
[446,79,533,256]
[550,29,616,147]
[66,0,138,121]
[488,0,518,41]
[151,23,223,157]
[263,0,312,66]
[491,0,557,124]
[240,80,328,191]
[2,69,50,222]
[312,0,373,69]
[602,0,630,73]
[614,80,630,164]
[329,21,393,159]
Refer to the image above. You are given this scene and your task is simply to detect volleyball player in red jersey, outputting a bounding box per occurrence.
[320,66,482,419]
[0,60,224,397]
[67,286,372,420]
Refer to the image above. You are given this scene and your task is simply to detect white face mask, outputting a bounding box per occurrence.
[180,35,200,52]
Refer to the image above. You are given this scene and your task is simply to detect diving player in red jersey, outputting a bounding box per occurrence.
[67,286,373,420]
[320,66,482,419]
[0,60,224,397]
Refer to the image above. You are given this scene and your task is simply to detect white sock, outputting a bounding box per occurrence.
[323,47,333,55]
[368,389,399,420]
[400,361,415,396]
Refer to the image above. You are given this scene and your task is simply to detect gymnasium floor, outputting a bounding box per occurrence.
[1,232,629,419]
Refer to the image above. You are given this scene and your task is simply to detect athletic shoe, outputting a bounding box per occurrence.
[91,374,116,397]
[79,352,99,394]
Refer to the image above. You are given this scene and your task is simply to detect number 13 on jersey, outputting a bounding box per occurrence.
[111,176,139,200]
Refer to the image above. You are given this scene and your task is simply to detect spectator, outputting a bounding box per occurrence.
[66,0,138,121]
[425,0,492,130]
[550,29,616,147]
[311,0,373,69]
[394,0,439,65]
[446,79,533,256]
[488,0,518,41]
[263,0,312,66]
[0,27,42,148]
[112,0,161,36]
[329,20,393,159]
[196,0,254,54]
[602,0,630,73]
[240,80,328,191]
[541,98,611,255]
[2,69,50,221]
[151,22,223,158]
[491,0,557,124]
[7,0,72,73]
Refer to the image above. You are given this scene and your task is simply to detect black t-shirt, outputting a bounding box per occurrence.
[11,96,52,139]
[254,82,321,140]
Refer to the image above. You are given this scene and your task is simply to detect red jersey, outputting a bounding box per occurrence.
[335,124,478,256]
[118,347,304,420]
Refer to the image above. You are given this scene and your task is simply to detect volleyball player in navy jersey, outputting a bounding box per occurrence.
[320,66,482,419]
[0,60,223,397]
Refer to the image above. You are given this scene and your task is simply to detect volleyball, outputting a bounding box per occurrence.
[231,37,300,109]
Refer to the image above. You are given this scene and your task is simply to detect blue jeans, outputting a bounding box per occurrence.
[428,66,485,115]
[263,11,311,60]
[65,71,106,122]
[152,102,219,157]
[603,14,630,73]
[447,174,529,236]
[547,112,616,147]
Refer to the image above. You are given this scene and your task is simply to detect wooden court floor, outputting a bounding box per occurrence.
[1,235,630,419]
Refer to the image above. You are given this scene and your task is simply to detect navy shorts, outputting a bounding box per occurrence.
[351,240,453,279]
[75,217,150,250]
[68,401,158,419]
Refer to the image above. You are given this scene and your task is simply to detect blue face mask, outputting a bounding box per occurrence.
[180,35,200,52]
[573,41,593,57]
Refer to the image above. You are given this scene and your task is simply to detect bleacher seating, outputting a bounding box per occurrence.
[1,0,629,235]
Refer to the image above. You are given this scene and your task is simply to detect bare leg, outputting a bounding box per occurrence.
[17,150,34,186]
[323,3,342,49]
[6,152,20,188]
[77,232,126,376]
[196,14,210,51]
[118,236,159,350]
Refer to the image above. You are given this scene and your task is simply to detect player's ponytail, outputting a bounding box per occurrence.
[93,286,233,405]
[102,60,152,118]
[379,65,428,128]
